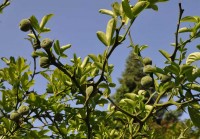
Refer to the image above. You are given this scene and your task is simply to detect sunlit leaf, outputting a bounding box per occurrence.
[181,16,200,23]
[53,40,61,55]
[122,0,134,19]
[112,2,122,16]
[99,9,114,17]
[29,15,40,32]
[106,18,116,46]
[60,44,71,53]
[186,52,200,65]
[85,86,94,104]
[159,50,171,61]
[178,27,192,33]
[131,1,149,17]
[97,31,109,46]
[81,56,89,68]
[40,14,54,31]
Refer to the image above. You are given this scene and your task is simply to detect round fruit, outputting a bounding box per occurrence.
[141,76,153,87]
[10,112,21,121]
[41,38,53,49]
[19,19,31,32]
[17,105,29,115]
[39,57,50,68]
[143,57,152,65]
[143,65,156,73]
[160,75,171,83]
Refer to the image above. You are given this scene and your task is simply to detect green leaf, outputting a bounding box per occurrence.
[29,15,40,33]
[53,40,61,56]
[97,31,108,46]
[120,98,136,106]
[34,51,48,57]
[99,9,114,17]
[60,44,71,53]
[112,2,122,16]
[164,63,180,75]
[181,16,200,23]
[28,33,36,39]
[159,50,171,61]
[1,57,10,65]
[139,45,148,51]
[188,106,200,128]
[185,83,200,92]
[159,81,174,93]
[106,18,116,46]
[122,0,134,19]
[150,4,158,11]
[124,93,138,100]
[178,27,192,33]
[40,14,54,31]
[97,98,108,106]
[103,87,110,98]
[40,72,51,81]
[41,27,51,33]
[180,65,193,75]
[29,93,36,102]
[186,52,200,65]
[81,56,89,68]
[88,54,98,62]
[94,62,103,70]
[85,86,94,104]
[131,1,149,17]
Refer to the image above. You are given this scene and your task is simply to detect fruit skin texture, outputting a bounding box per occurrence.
[41,38,53,49]
[10,112,21,121]
[160,75,171,83]
[141,75,153,87]
[40,57,50,68]
[19,19,31,32]
[143,57,152,65]
[143,65,156,73]
[17,105,29,115]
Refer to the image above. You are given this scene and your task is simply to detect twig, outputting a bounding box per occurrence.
[170,3,184,61]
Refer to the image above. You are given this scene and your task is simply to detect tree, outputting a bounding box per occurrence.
[113,47,200,138]
[0,0,200,138]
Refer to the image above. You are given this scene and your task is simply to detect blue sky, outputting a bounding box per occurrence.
[0,0,200,117]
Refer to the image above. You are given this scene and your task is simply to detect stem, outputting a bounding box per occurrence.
[170,3,184,61]
[85,104,92,139]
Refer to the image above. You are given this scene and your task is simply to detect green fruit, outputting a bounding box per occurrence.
[143,57,152,65]
[160,75,171,83]
[19,19,31,32]
[143,65,156,73]
[31,51,38,58]
[17,105,29,115]
[41,38,53,49]
[10,112,21,121]
[39,57,50,68]
[141,76,153,87]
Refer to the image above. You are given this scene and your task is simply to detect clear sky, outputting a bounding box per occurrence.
[0,0,200,117]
